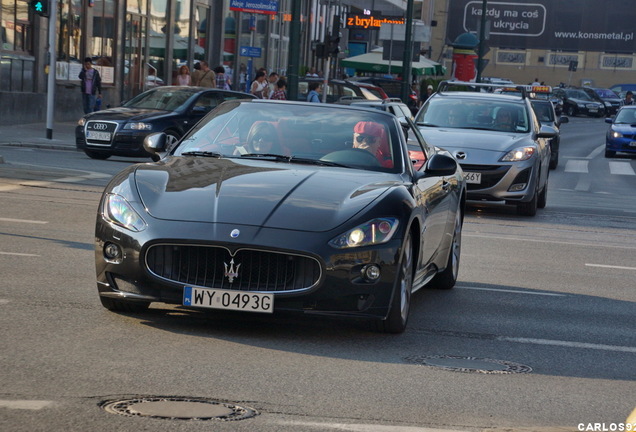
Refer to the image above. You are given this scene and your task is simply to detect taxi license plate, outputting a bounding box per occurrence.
[464,172,481,184]
[183,286,273,313]
[87,131,111,141]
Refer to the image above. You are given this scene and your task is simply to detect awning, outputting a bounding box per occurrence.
[341,48,446,76]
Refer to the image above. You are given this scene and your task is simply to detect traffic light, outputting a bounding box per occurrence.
[30,0,49,17]
[315,43,326,59]
[327,35,340,56]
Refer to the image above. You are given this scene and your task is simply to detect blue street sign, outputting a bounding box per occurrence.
[240,46,262,58]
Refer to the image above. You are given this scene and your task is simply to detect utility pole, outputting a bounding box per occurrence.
[287,0,301,101]
[401,0,414,103]
[475,0,487,83]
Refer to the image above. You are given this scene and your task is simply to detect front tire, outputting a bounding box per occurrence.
[566,105,576,117]
[429,209,462,290]
[604,149,616,158]
[376,232,413,334]
[164,130,181,153]
[538,177,548,209]
[517,183,538,216]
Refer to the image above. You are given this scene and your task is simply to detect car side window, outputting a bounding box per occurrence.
[194,94,220,112]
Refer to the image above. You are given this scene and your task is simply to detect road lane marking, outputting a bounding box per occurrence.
[609,161,636,175]
[585,263,636,271]
[0,217,48,224]
[497,336,636,353]
[0,252,40,257]
[275,421,467,432]
[465,233,636,250]
[456,286,566,296]
[585,145,605,159]
[0,400,55,410]
[565,159,588,173]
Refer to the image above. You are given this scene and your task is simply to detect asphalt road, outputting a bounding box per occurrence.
[0,115,634,432]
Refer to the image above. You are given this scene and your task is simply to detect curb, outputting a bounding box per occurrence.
[0,142,79,151]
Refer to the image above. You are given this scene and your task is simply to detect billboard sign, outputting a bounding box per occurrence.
[446,0,636,53]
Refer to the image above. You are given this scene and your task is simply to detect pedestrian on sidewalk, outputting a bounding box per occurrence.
[79,57,102,113]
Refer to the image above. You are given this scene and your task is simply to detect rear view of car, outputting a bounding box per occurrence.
[605,106,636,158]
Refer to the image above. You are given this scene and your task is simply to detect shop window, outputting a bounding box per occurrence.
[2,0,32,54]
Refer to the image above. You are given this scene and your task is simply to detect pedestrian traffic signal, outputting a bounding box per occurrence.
[30,0,49,17]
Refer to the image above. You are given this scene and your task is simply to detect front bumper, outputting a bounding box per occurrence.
[76,125,153,157]
[460,162,538,203]
[95,215,403,320]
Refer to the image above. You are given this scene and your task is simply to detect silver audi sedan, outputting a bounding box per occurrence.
[415,82,557,216]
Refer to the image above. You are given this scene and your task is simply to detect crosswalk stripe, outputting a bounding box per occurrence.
[564,159,588,173]
[609,161,636,175]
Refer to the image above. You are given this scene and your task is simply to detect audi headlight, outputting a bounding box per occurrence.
[329,218,399,249]
[102,194,147,232]
[123,122,153,131]
[501,146,535,162]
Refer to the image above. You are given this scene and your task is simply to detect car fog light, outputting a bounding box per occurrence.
[508,183,526,192]
[362,265,381,281]
[104,242,122,261]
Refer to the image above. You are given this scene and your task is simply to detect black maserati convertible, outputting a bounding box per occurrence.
[94,99,466,333]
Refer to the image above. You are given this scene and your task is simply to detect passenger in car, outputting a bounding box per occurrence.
[245,122,281,154]
[495,108,516,132]
[352,121,393,168]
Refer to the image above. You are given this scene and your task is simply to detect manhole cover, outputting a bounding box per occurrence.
[100,396,258,421]
[404,355,532,374]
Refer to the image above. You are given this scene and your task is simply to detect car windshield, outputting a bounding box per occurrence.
[566,89,594,101]
[595,89,619,98]
[175,102,403,173]
[416,98,530,133]
[614,109,636,124]
[531,101,554,122]
[123,88,194,111]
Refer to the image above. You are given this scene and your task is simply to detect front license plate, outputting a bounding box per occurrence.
[588,108,597,112]
[464,172,481,184]
[87,131,111,141]
[183,286,274,313]
[629,141,636,147]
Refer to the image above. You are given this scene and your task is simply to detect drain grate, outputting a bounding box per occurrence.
[99,396,258,421]
[404,355,532,374]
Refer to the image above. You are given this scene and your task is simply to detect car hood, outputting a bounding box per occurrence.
[85,107,171,122]
[132,157,396,231]
[611,123,636,132]
[567,97,600,105]
[421,128,529,154]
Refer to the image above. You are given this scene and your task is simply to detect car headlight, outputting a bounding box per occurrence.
[577,103,586,108]
[78,118,86,126]
[611,131,623,139]
[501,146,536,162]
[604,102,612,107]
[329,218,399,249]
[102,194,147,232]
[123,122,153,131]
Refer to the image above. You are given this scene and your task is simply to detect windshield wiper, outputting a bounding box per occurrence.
[290,157,349,167]
[241,153,292,161]
[416,122,440,127]
[181,151,223,158]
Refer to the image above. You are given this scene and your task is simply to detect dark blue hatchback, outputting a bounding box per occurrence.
[605,106,636,158]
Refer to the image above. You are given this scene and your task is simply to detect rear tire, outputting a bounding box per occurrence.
[84,150,110,160]
[100,296,150,313]
[376,232,413,334]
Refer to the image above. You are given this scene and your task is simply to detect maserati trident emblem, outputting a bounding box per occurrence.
[455,151,467,160]
[224,259,241,283]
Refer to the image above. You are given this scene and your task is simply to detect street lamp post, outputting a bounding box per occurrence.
[475,0,487,83]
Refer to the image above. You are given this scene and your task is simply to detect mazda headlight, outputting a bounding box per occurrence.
[329,218,399,249]
[123,122,153,131]
[102,194,147,232]
[501,146,535,162]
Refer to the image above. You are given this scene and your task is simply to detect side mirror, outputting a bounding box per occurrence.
[536,124,557,139]
[605,116,615,124]
[420,153,457,178]
[143,132,167,162]
[559,116,569,124]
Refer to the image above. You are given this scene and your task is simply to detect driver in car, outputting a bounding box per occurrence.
[352,121,393,168]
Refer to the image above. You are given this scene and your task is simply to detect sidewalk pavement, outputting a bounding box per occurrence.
[0,121,78,152]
